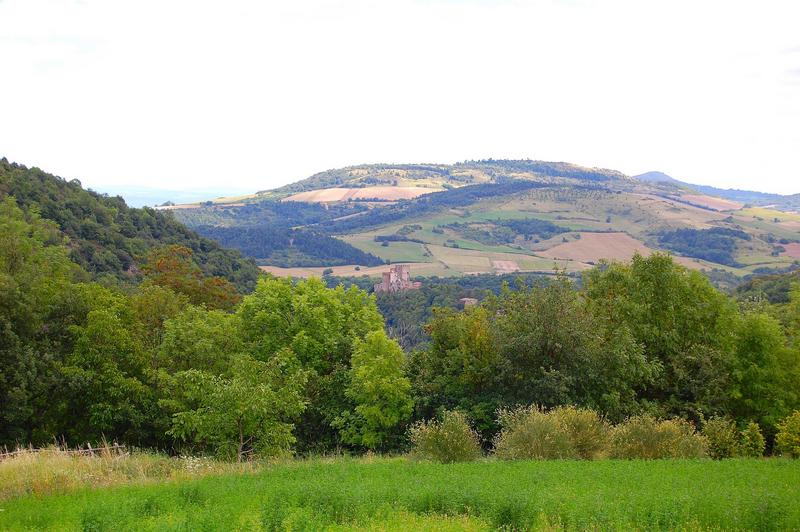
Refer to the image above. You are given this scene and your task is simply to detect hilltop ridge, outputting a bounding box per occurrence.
[262,160,632,197]
[635,170,800,211]
[165,159,800,281]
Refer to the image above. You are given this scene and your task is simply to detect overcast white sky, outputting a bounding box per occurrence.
[2,0,799,196]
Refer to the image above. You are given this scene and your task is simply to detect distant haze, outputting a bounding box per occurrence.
[1,0,799,194]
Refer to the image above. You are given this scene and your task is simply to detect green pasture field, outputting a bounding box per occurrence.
[338,187,799,277]
[339,235,432,263]
[734,216,800,242]
[737,207,800,224]
[1,457,797,531]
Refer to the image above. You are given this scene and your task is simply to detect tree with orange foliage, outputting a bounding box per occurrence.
[141,245,240,311]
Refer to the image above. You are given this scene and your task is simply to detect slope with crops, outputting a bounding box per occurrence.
[168,160,800,280]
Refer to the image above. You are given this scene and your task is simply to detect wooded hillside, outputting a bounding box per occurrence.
[0,159,260,292]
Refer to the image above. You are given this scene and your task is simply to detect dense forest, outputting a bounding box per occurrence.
[736,269,800,304]
[173,199,385,267]
[461,159,628,182]
[658,227,751,267]
[174,199,365,229]
[195,225,385,267]
[0,159,260,292]
[3,185,798,457]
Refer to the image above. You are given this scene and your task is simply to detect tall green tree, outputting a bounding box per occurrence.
[410,305,503,437]
[0,198,81,445]
[335,331,413,450]
[58,289,157,445]
[787,283,800,345]
[411,277,652,438]
[129,284,189,355]
[728,311,800,433]
[584,253,738,420]
[494,276,652,419]
[157,306,241,375]
[169,350,307,461]
[236,277,384,450]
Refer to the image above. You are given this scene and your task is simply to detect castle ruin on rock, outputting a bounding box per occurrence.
[373,264,422,293]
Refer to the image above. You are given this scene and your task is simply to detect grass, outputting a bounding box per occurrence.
[426,244,583,274]
[734,216,800,242]
[1,456,798,530]
[738,207,800,223]
[339,235,432,263]
[0,446,252,502]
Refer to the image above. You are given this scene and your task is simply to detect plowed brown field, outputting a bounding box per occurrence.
[680,194,743,211]
[539,232,652,262]
[781,243,800,258]
[283,186,440,203]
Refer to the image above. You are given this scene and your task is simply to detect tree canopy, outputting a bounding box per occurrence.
[1,193,798,458]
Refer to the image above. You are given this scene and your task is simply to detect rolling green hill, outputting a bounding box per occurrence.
[167,160,800,281]
[262,160,630,196]
[0,158,260,292]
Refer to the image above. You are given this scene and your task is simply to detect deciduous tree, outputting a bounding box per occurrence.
[336,331,412,450]
[169,350,307,461]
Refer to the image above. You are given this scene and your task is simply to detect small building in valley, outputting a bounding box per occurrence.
[374,265,422,293]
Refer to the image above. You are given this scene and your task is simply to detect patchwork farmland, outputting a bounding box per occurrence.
[168,161,799,280]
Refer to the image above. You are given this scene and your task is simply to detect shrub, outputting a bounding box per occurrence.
[611,415,662,459]
[493,406,610,460]
[659,419,708,458]
[550,406,610,459]
[610,415,707,459]
[493,406,572,460]
[740,422,766,458]
[408,411,482,463]
[702,418,740,459]
[775,411,800,458]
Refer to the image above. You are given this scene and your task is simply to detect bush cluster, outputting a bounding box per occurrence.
[701,418,767,459]
[740,422,766,457]
[609,415,707,459]
[493,406,609,460]
[702,418,741,459]
[408,411,482,463]
[408,407,787,462]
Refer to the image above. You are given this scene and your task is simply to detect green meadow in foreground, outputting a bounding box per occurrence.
[1,457,798,531]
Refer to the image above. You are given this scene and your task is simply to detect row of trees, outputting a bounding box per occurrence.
[411,254,800,443]
[0,197,410,457]
[2,193,799,457]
